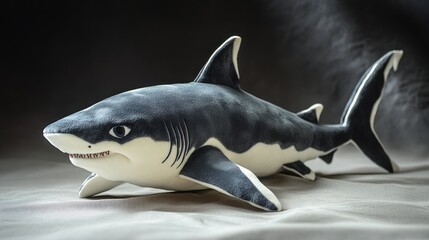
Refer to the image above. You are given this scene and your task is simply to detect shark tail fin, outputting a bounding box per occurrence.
[341,51,403,173]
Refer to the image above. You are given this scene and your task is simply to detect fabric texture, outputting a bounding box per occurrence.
[1,147,428,240]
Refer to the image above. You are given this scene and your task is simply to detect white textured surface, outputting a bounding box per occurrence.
[1,147,428,240]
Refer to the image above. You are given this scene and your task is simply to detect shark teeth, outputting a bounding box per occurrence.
[69,151,110,159]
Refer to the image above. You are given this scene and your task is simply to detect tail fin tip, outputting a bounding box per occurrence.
[384,50,403,79]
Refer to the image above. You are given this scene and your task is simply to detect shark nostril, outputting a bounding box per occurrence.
[88,145,92,148]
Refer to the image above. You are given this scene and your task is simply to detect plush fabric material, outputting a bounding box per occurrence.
[1,147,428,240]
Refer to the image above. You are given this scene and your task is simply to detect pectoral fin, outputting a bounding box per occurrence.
[78,173,123,198]
[179,146,281,211]
[283,161,316,181]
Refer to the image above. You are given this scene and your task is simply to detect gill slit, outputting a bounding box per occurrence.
[176,122,186,168]
[164,120,190,168]
[162,121,173,163]
[173,124,182,166]
[168,122,179,166]
[171,122,182,167]
[177,119,190,168]
[175,124,185,166]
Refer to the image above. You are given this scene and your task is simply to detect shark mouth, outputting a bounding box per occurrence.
[69,151,111,159]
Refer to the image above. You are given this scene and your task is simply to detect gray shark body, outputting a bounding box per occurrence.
[44,36,402,211]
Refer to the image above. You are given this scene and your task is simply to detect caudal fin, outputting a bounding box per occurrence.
[341,51,403,173]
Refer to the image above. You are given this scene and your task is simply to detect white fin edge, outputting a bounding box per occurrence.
[383,50,403,80]
[231,36,241,79]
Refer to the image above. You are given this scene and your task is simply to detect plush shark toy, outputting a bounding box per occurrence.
[43,36,403,211]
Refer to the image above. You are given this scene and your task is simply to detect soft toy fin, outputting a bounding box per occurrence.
[282,161,316,181]
[341,51,403,173]
[193,36,241,90]
[179,146,281,211]
[319,150,336,164]
[297,103,323,123]
[78,173,123,198]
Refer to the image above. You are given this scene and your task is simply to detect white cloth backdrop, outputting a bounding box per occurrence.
[1,146,428,240]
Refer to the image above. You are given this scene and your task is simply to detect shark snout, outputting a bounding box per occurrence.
[43,124,118,160]
[43,123,58,135]
[43,114,97,150]
[43,119,82,153]
[43,133,90,153]
[43,117,74,135]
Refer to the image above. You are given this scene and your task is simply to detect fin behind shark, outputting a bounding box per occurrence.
[341,50,403,173]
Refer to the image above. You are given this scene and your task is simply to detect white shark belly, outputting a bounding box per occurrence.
[202,138,326,177]
[124,137,327,190]
[66,135,327,192]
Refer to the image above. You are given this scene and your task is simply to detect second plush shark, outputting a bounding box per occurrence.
[43,36,403,211]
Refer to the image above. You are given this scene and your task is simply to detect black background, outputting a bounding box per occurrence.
[2,0,429,158]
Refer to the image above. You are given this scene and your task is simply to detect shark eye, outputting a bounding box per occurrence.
[109,126,131,138]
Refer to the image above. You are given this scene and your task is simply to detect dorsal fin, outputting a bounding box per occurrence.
[193,36,241,90]
[297,104,323,123]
